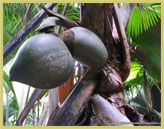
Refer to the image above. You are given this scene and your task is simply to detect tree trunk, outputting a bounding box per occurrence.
[80,3,131,125]
[46,3,132,126]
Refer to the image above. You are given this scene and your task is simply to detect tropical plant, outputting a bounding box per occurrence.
[3,3,161,126]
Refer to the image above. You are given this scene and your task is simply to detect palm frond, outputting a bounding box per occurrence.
[127,3,161,37]
[124,61,144,89]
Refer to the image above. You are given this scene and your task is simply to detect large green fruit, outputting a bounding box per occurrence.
[9,34,74,89]
[59,27,108,68]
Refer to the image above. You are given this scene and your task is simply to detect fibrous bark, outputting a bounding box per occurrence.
[90,94,133,126]
[81,3,132,123]
[47,70,100,126]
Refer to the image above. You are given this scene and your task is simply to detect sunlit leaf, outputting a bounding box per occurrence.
[127,3,161,37]
[132,21,161,81]
[124,61,144,88]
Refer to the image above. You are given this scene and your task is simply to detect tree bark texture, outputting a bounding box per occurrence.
[81,3,132,124]
[46,3,132,126]
[47,70,100,126]
[81,2,123,106]
[90,94,133,126]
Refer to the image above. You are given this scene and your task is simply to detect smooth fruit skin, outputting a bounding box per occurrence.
[60,27,108,68]
[9,34,74,89]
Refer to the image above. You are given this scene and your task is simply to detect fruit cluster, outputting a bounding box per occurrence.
[9,23,108,89]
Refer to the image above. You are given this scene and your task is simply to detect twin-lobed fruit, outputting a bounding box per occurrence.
[9,34,74,89]
[9,27,108,89]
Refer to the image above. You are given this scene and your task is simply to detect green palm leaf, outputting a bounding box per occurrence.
[124,61,144,89]
[132,21,161,81]
[127,3,161,37]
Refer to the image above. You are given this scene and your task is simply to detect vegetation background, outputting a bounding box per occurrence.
[3,3,161,126]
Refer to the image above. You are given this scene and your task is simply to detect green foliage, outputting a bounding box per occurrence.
[127,3,161,38]
[124,62,161,121]
[3,71,17,100]
[3,3,80,125]
[132,21,161,81]
[65,4,80,20]
[57,3,80,20]
[3,30,12,45]
[124,61,160,104]
[3,3,161,125]
[3,3,43,65]
[124,61,144,103]
[126,4,161,111]
[124,61,144,89]
[130,73,161,121]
